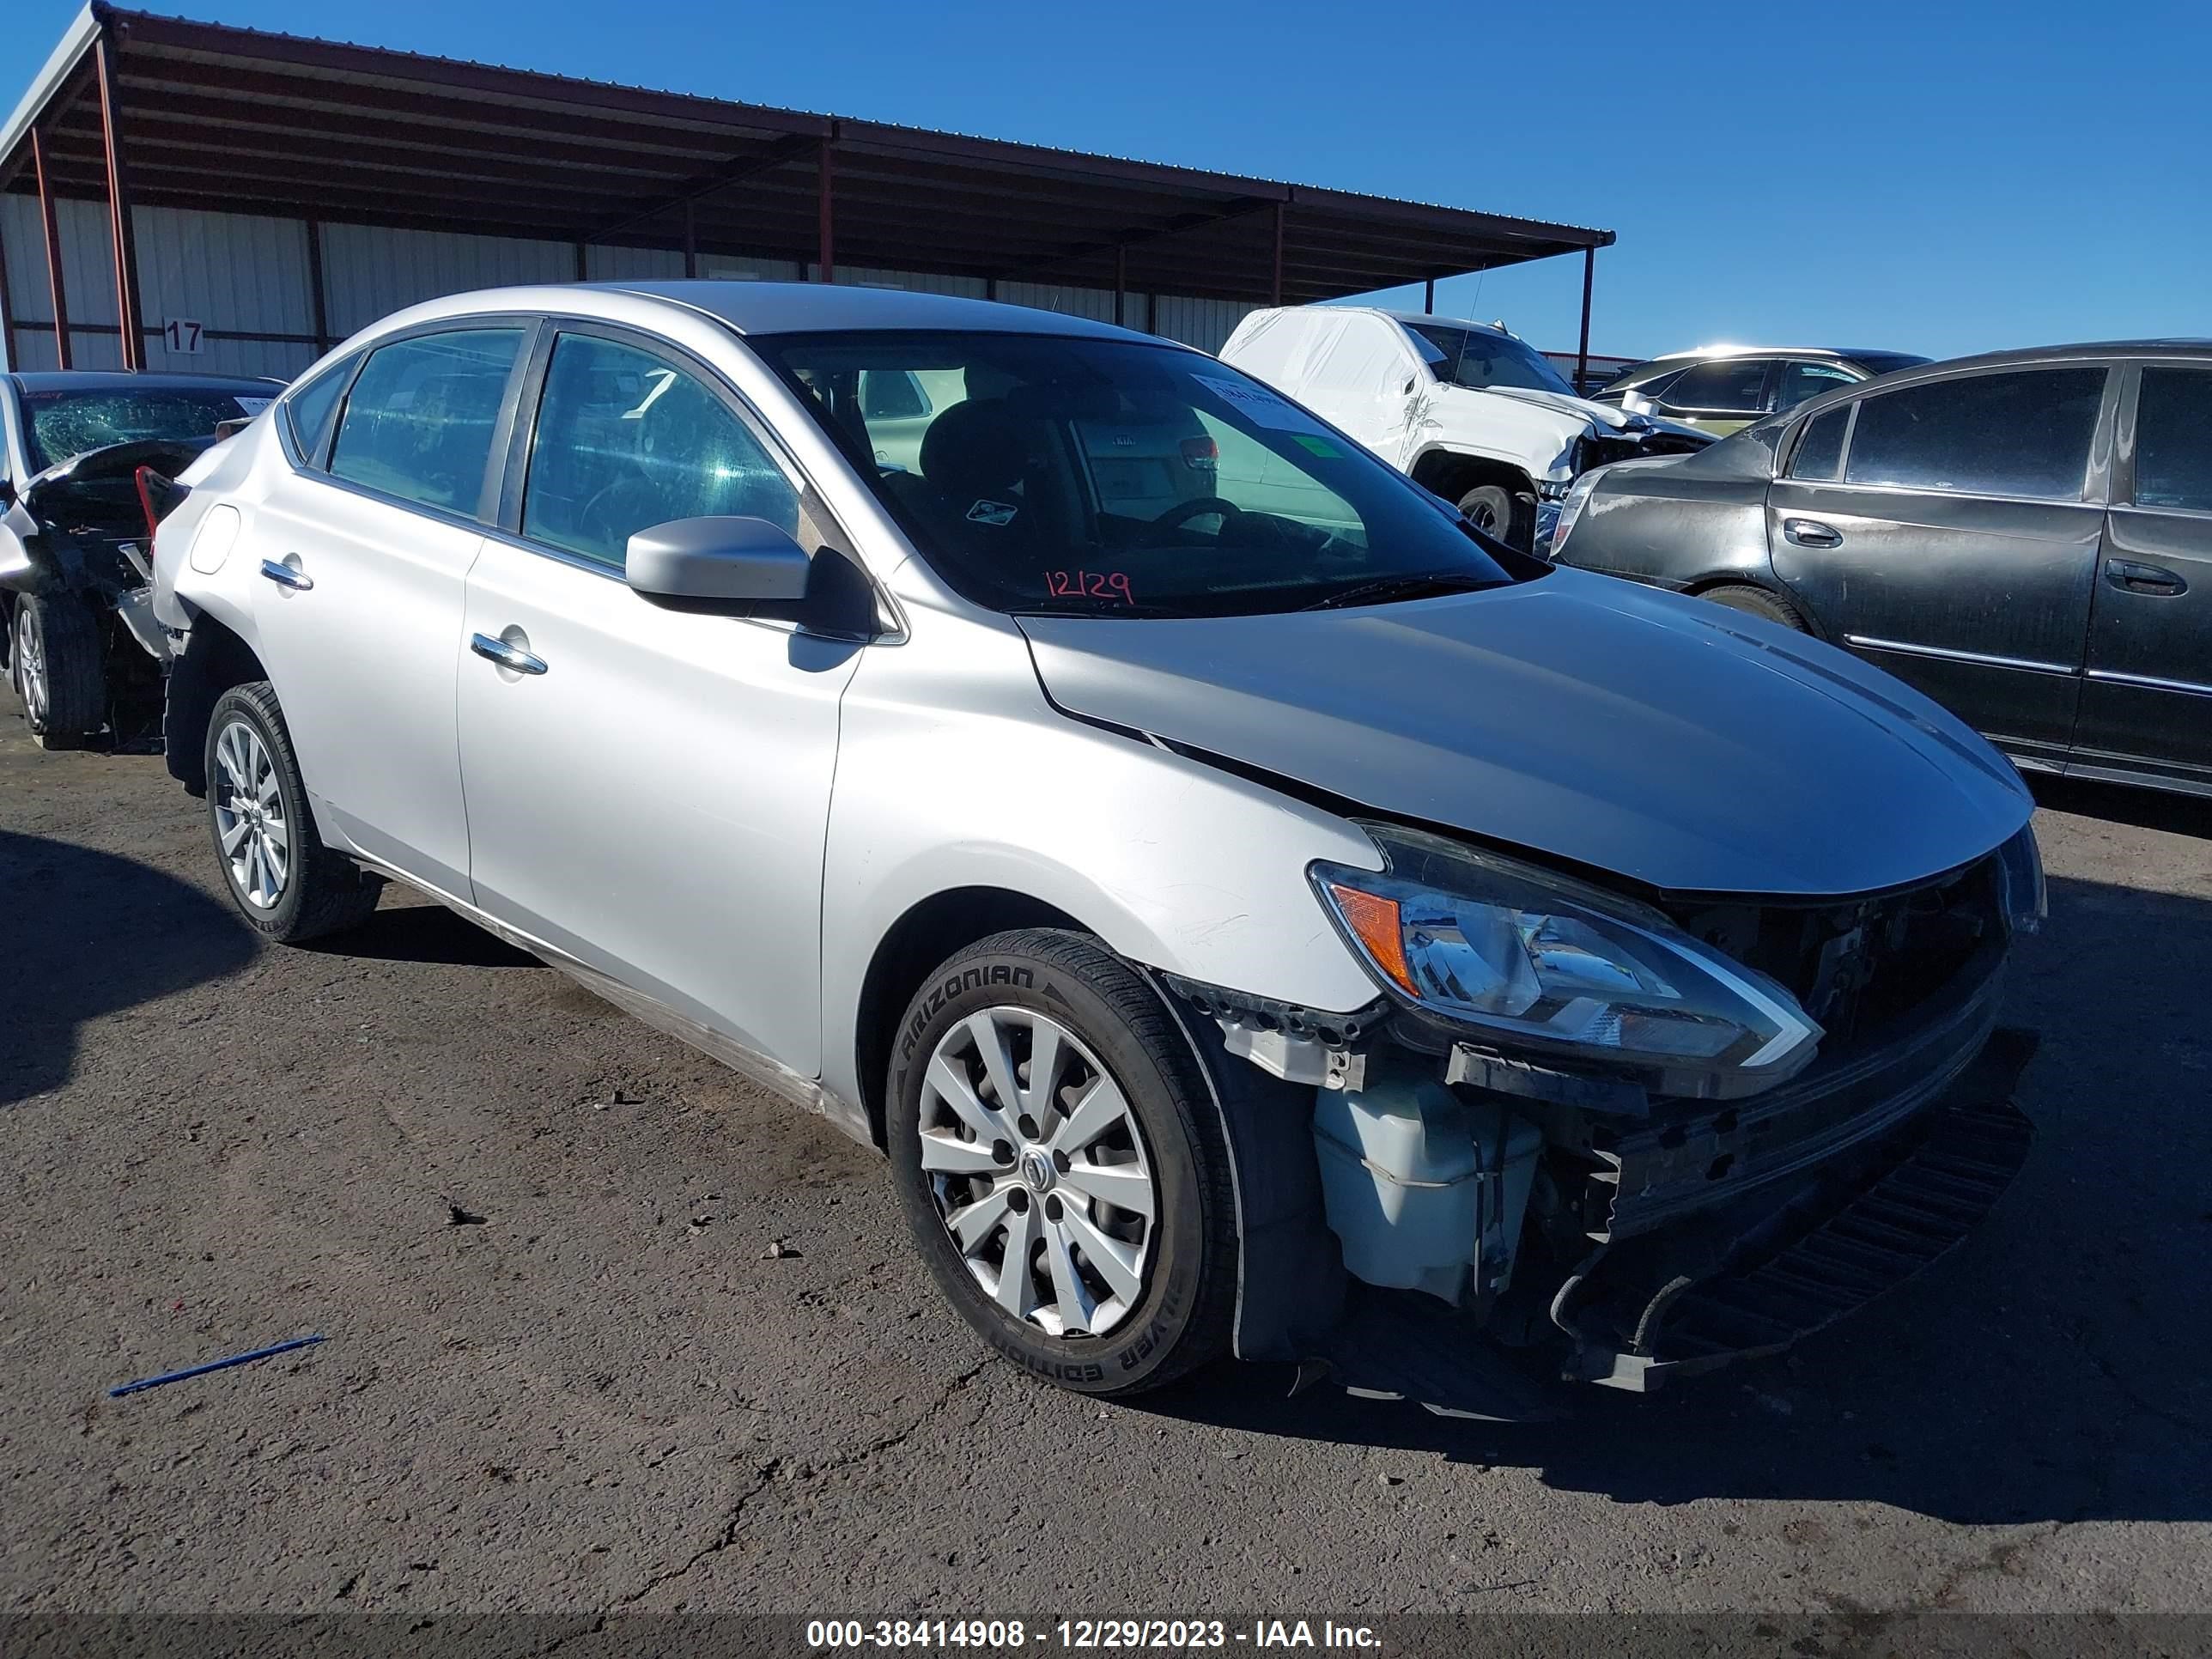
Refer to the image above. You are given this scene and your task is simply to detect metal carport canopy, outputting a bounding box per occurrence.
[0,3,1612,322]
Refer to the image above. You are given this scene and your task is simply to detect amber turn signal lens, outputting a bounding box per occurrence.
[1328,883,1413,994]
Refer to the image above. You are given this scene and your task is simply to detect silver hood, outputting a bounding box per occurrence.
[1018,570,2032,898]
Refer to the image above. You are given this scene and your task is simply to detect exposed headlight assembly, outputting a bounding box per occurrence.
[1548,467,1604,553]
[1995,823,2046,935]
[1313,826,1823,1099]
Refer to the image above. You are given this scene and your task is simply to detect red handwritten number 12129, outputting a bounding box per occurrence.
[1046,570,1134,605]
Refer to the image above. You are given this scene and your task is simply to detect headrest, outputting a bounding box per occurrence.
[919,398,1030,505]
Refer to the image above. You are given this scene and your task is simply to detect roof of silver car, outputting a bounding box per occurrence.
[598,281,1144,340]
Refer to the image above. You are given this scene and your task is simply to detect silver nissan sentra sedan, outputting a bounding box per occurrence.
[150,283,2045,1409]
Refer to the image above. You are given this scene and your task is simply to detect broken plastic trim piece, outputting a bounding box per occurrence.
[1157,973,1386,1051]
[1445,1041,1650,1117]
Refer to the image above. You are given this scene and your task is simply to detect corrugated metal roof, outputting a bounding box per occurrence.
[1,4,1611,310]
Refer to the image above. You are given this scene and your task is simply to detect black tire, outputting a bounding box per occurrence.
[1699,583,1810,631]
[887,928,1237,1396]
[204,681,382,943]
[1456,483,1533,552]
[14,592,106,750]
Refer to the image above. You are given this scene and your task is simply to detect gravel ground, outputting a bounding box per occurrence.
[3,681,2209,1633]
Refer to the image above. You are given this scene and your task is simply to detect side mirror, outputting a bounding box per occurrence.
[624,516,811,609]
[1620,391,1656,416]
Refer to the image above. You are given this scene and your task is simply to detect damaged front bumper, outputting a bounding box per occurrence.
[1164,957,2037,1416]
[1557,1026,2036,1390]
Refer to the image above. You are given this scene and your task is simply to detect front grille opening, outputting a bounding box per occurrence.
[1668,856,2003,1055]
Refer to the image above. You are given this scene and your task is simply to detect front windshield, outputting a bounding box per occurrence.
[751,331,1531,618]
[1406,324,1577,396]
[21,386,270,474]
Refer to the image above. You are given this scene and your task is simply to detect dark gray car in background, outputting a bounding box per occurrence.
[1550,342,2212,798]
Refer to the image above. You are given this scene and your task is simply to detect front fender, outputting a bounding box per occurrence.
[817,618,1383,1114]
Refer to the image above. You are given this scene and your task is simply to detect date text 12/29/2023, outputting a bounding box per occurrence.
[805,1621,1382,1650]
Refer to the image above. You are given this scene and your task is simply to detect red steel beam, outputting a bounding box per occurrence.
[817,130,835,283]
[95,31,145,371]
[1576,246,1595,395]
[30,127,72,369]
[1271,201,1285,307]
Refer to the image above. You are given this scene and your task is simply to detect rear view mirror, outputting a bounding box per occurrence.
[625,516,811,609]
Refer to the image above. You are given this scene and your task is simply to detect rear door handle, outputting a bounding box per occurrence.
[2106,559,2188,597]
[1783,518,1843,549]
[470,632,547,675]
[258,556,313,591]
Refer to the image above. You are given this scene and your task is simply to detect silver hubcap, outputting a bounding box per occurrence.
[16,610,46,726]
[918,1007,1157,1339]
[212,719,290,909]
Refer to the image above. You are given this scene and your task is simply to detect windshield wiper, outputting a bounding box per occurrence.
[1297,572,1494,611]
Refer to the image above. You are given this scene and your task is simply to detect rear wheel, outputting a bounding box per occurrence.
[887,928,1237,1396]
[204,681,382,942]
[1699,583,1810,631]
[14,593,106,749]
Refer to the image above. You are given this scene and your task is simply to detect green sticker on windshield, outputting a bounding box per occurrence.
[1292,434,1342,459]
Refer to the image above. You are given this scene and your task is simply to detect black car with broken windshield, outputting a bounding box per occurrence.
[2,370,279,748]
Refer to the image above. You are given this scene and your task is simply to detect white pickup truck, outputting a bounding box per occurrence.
[1218,307,1711,550]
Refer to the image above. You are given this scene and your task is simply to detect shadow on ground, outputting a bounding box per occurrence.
[1150,870,2212,1527]
[2030,774,2212,840]
[0,830,257,1105]
[307,896,539,969]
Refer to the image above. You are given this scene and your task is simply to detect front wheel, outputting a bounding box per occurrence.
[887,929,1237,1396]
[1699,583,1810,631]
[204,681,382,943]
[1456,483,1533,553]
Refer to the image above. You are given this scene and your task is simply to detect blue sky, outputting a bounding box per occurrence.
[11,0,2208,360]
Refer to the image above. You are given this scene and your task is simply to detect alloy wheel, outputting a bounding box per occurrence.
[15,609,46,727]
[917,1006,1157,1339]
[211,718,290,909]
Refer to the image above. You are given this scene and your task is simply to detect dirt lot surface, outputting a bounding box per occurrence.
[4,680,2210,1633]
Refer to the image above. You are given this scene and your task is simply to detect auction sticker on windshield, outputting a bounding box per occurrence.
[1191,374,1329,436]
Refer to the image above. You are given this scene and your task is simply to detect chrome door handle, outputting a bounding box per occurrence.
[2106,559,2187,597]
[1783,518,1843,549]
[470,632,547,675]
[259,557,313,591]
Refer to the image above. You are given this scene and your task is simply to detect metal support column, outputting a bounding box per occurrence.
[1114,244,1126,328]
[94,33,144,371]
[1270,201,1285,307]
[30,127,70,370]
[0,198,15,365]
[1424,276,1435,314]
[1575,246,1595,397]
[302,218,330,351]
[816,131,835,283]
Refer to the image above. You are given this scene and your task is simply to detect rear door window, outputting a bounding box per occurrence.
[1844,368,2106,500]
[281,354,356,465]
[1789,404,1851,482]
[2132,366,2212,512]
[1662,357,1772,416]
[326,328,525,515]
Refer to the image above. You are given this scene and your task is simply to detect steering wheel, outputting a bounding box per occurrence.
[1144,495,1243,544]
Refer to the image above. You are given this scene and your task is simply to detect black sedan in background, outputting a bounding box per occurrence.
[1550,342,2212,799]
